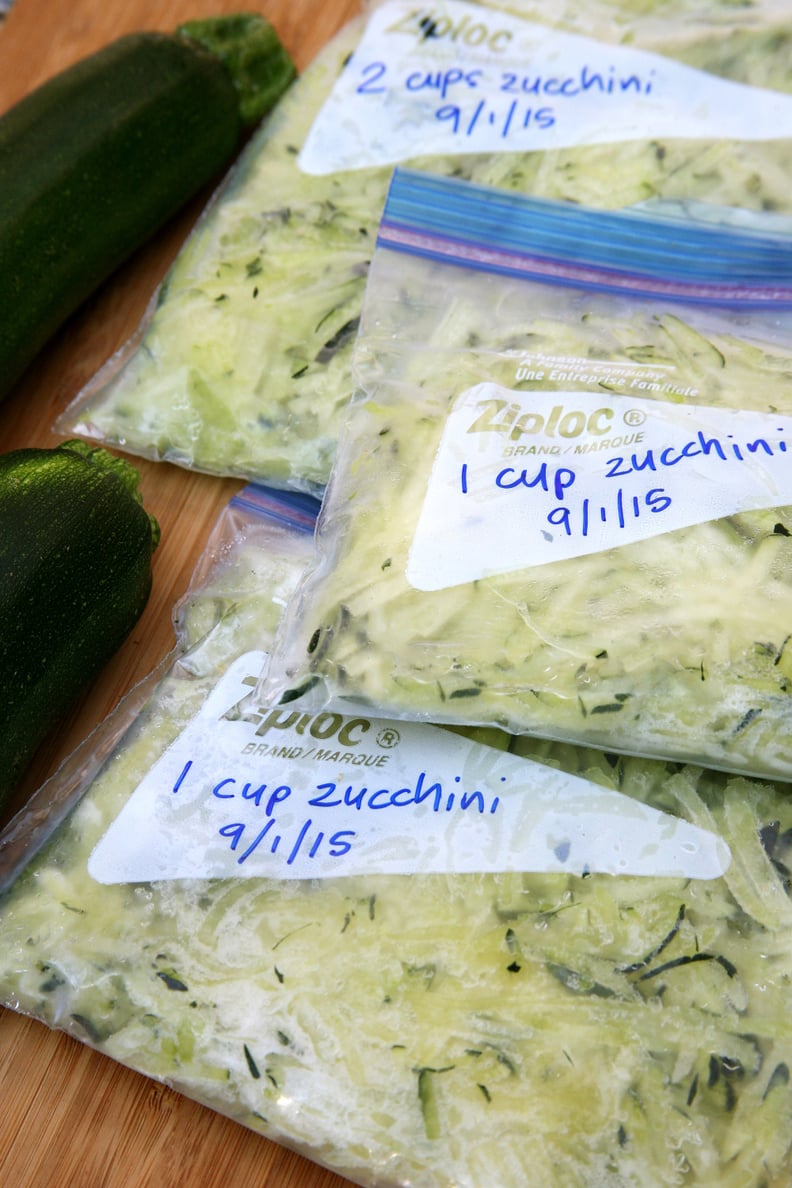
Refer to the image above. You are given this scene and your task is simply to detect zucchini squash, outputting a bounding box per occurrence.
[0,14,295,400]
[0,440,160,807]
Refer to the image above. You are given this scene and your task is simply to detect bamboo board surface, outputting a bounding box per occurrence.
[0,0,360,1183]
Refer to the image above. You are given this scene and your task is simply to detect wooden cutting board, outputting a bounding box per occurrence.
[0,1,360,1183]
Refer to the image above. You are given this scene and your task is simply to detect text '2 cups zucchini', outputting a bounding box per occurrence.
[0,13,296,400]
[0,440,160,809]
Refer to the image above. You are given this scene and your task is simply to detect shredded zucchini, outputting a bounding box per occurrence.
[260,206,792,780]
[58,0,792,493]
[1,511,792,1185]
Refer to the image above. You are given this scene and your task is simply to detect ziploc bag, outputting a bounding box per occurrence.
[2,497,792,1185]
[261,168,792,782]
[56,0,792,494]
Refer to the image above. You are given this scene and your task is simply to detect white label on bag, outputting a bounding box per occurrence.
[88,652,730,884]
[298,0,792,174]
[407,383,792,589]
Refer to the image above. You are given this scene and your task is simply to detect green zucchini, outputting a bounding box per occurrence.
[0,14,295,400]
[0,440,160,807]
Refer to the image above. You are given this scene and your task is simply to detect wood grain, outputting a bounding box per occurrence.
[0,0,360,1183]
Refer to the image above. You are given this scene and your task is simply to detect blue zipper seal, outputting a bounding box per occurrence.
[378,168,792,307]
[230,483,320,534]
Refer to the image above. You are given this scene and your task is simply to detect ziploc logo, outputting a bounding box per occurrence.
[223,676,393,769]
[466,395,615,441]
[384,5,515,53]
[87,652,731,884]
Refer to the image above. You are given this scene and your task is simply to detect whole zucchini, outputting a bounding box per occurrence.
[0,440,160,807]
[0,14,295,400]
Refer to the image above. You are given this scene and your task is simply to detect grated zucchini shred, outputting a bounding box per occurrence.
[0,513,791,1185]
[260,212,792,780]
[57,0,792,493]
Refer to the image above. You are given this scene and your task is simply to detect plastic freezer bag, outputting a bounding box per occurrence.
[57,0,792,494]
[261,168,792,782]
[4,623,792,1181]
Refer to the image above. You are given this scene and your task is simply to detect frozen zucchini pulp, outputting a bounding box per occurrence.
[258,177,792,782]
[1,498,792,1186]
[60,0,792,492]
